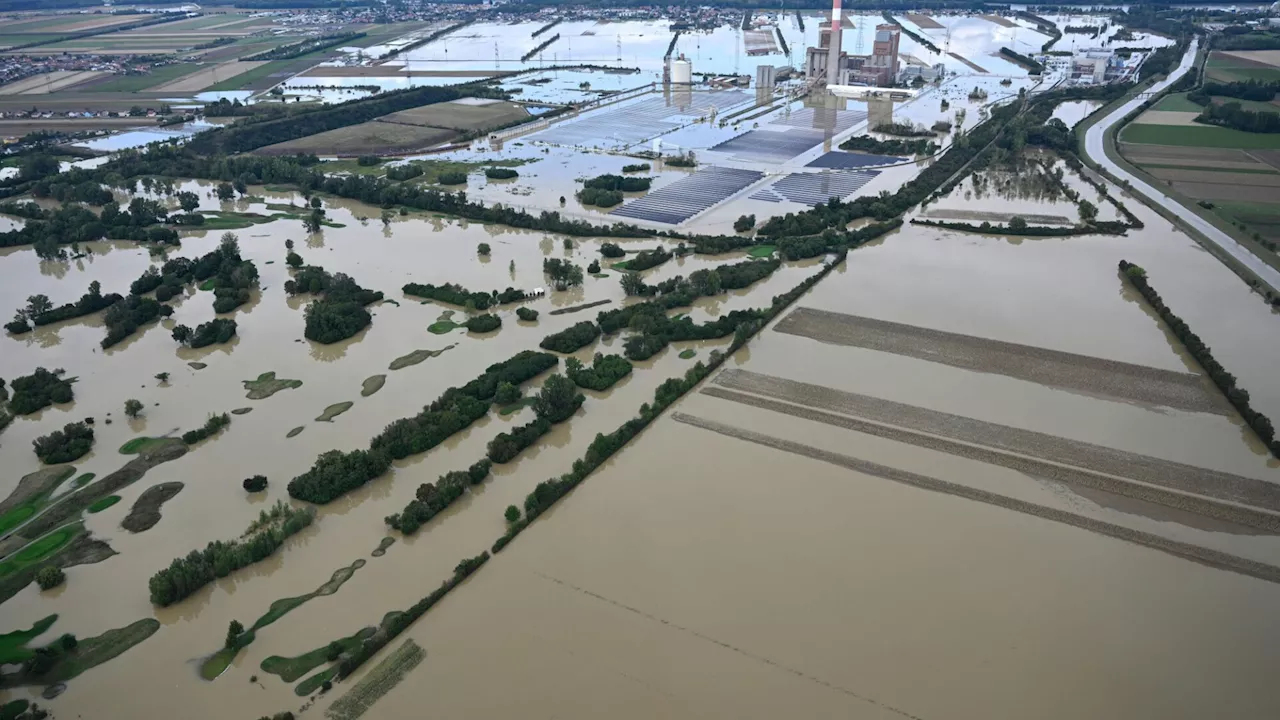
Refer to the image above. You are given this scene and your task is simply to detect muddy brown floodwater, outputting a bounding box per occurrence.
[0,118,1279,720]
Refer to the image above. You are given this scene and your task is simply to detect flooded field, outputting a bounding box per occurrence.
[2,10,1279,720]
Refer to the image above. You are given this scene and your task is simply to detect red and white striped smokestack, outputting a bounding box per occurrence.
[826,0,843,87]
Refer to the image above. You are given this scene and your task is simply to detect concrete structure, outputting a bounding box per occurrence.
[756,64,776,89]
[898,62,945,85]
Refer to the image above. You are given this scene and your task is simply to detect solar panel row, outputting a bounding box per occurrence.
[610,167,765,225]
[772,108,869,134]
[708,129,829,164]
[749,171,880,206]
[806,150,904,169]
[532,90,753,150]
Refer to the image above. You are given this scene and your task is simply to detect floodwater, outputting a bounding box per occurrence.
[301,140,1280,720]
[0,180,823,717]
[4,28,1280,719]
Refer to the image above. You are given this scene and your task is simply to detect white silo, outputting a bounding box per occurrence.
[671,57,692,85]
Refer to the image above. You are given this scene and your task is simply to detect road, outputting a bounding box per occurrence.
[1083,37,1280,292]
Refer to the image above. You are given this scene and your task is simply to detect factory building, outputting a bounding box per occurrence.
[804,18,902,88]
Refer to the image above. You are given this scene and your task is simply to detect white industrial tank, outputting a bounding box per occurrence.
[671,58,692,84]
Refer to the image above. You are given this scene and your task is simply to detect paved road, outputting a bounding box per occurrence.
[1083,37,1280,291]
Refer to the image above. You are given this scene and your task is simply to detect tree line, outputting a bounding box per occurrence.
[288,350,558,503]
[1196,101,1280,134]
[840,134,937,156]
[385,460,492,535]
[147,501,315,606]
[7,282,120,335]
[1119,261,1279,457]
[402,282,527,310]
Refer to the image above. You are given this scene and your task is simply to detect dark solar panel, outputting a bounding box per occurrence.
[708,129,828,163]
[749,171,880,205]
[610,166,765,225]
[806,151,904,169]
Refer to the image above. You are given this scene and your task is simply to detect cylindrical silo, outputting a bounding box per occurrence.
[671,58,692,85]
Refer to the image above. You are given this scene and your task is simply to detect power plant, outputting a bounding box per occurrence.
[804,0,902,88]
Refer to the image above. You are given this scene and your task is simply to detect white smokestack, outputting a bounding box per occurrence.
[827,0,843,87]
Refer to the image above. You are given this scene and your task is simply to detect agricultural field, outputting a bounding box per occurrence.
[148,61,268,93]
[1205,50,1280,84]
[257,121,459,156]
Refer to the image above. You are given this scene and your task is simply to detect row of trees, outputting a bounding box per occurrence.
[103,295,174,350]
[1190,79,1280,104]
[181,413,231,445]
[622,247,672,272]
[1196,101,1280,134]
[384,460,492,534]
[840,134,938,156]
[539,321,601,353]
[401,282,526,310]
[147,501,316,606]
[173,318,237,348]
[7,282,120,335]
[244,31,365,61]
[487,375,583,463]
[288,351,559,503]
[583,174,652,192]
[1120,261,1279,457]
[565,354,632,391]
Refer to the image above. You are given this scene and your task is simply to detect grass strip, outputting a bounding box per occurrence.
[327,639,424,719]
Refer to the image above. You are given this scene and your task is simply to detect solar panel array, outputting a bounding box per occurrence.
[806,150,904,169]
[610,167,765,225]
[708,129,828,164]
[532,90,752,150]
[749,171,880,205]
[772,108,869,135]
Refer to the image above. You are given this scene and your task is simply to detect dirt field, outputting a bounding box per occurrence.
[1148,167,1280,187]
[1223,50,1280,68]
[256,121,459,156]
[1125,155,1269,170]
[773,307,1223,414]
[1170,181,1280,203]
[711,369,1280,516]
[0,117,147,133]
[1133,110,1201,126]
[379,98,529,131]
[980,14,1018,28]
[949,52,987,73]
[922,208,1073,224]
[149,61,268,92]
[0,70,103,95]
[904,13,945,29]
[674,412,1280,583]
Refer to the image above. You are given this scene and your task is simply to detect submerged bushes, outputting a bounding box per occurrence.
[539,321,600,353]
[182,413,230,445]
[8,367,74,415]
[33,421,94,464]
[566,354,632,391]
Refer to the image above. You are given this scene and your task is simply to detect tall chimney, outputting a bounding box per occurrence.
[826,0,843,87]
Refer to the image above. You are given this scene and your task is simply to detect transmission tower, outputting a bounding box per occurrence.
[616,34,622,62]
[494,41,499,68]
[944,26,951,58]
[854,15,864,56]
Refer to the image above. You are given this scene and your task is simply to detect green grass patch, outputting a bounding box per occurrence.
[198,278,217,291]
[1,699,29,720]
[427,321,460,334]
[87,495,121,514]
[0,614,58,664]
[316,401,354,422]
[119,436,172,455]
[0,506,37,536]
[244,371,303,399]
[287,426,305,438]
[194,211,289,230]
[610,260,631,270]
[1136,162,1280,175]
[71,473,94,488]
[86,63,202,93]
[42,618,159,685]
[206,59,296,91]
[0,525,82,578]
[679,349,697,359]
[1121,122,1280,149]
[361,375,386,397]
[199,559,366,681]
[747,245,776,258]
[1152,92,1203,112]
[497,397,536,416]
[262,626,376,683]
[0,466,76,535]
[295,665,339,696]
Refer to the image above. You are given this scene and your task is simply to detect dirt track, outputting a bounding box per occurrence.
[713,369,1280,513]
[672,412,1280,585]
[774,307,1223,415]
